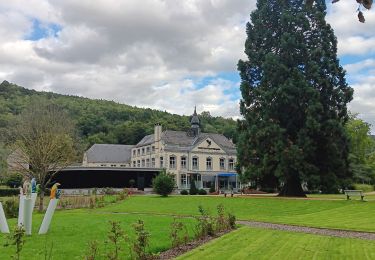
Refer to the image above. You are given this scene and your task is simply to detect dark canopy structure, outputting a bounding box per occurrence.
[52,166,160,190]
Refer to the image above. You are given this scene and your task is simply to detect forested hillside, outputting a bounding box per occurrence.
[0,80,237,149]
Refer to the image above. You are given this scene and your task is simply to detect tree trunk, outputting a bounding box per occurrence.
[278,174,306,197]
[38,190,45,212]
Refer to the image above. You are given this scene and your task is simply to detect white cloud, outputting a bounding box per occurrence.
[0,0,252,119]
[0,0,374,132]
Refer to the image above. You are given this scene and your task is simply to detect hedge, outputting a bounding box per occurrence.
[0,188,20,197]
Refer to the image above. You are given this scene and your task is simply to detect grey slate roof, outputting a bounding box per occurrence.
[135,130,236,154]
[86,144,134,163]
[136,134,154,147]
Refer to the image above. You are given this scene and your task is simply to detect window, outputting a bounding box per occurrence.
[192,157,199,170]
[141,159,145,167]
[181,156,186,169]
[111,164,116,167]
[133,150,136,156]
[160,157,164,168]
[169,156,176,169]
[220,158,225,170]
[137,160,140,167]
[120,164,126,167]
[146,158,150,167]
[206,157,212,170]
[146,146,150,154]
[133,161,136,167]
[151,158,155,168]
[152,146,155,152]
[137,149,140,156]
[180,174,187,187]
[100,164,106,167]
[142,148,145,155]
[229,159,234,170]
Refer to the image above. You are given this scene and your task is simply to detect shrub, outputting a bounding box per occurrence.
[102,187,116,195]
[180,190,188,195]
[106,221,126,260]
[354,183,374,193]
[4,225,26,260]
[118,189,128,201]
[170,218,189,248]
[189,180,198,195]
[129,179,136,188]
[152,170,175,197]
[228,213,236,229]
[198,189,207,195]
[194,206,215,238]
[5,174,23,188]
[95,196,105,208]
[209,184,216,193]
[215,204,228,232]
[132,220,150,260]
[0,188,19,197]
[3,197,19,218]
[84,240,99,260]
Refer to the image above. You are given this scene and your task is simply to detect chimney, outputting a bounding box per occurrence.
[154,123,162,142]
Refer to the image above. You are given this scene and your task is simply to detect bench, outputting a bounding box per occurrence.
[344,190,364,201]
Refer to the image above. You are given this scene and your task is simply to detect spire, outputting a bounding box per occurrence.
[190,106,200,136]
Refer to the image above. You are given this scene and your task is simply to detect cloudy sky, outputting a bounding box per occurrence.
[0,0,374,132]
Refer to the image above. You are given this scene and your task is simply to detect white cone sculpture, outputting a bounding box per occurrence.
[17,193,25,227]
[23,197,33,235]
[39,183,61,235]
[0,202,10,233]
[21,180,33,235]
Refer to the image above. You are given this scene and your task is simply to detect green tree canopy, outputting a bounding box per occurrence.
[237,0,353,196]
[346,114,375,184]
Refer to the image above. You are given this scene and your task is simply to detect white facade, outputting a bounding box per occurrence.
[130,111,238,191]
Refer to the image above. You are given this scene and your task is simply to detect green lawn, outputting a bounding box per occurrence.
[1,195,375,259]
[0,209,195,259]
[178,226,375,260]
[99,195,375,232]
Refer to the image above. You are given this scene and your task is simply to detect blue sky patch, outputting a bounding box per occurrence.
[25,19,61,41]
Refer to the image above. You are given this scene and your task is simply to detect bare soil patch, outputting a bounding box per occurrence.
[158,230,231,260]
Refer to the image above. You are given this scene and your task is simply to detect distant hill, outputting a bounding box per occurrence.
[0,81,237,149]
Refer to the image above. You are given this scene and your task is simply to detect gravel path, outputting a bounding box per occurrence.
[237,220,375,240]
[96,211,375,240]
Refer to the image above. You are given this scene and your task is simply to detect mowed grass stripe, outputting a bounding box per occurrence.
[97,196,375,232]
[177,227,375,260]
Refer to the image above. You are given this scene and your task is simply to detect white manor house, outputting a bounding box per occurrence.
[83,108,239,191]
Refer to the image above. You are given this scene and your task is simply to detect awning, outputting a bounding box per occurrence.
[217,173,237,177]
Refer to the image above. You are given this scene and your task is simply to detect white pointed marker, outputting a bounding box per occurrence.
[31,193,37,211]
[38,199,59,235]
[18,195,25,227]
[23,198,33,235]
[0,202,10,233]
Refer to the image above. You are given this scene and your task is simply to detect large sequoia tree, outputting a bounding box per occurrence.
[237,0,353,196]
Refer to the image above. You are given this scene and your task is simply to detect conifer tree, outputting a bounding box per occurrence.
[237,0,353,196]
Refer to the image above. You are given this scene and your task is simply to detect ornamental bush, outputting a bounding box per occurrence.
[180,190,188,195]
[152,170,175,197]
[189,180,198,195]
[198,189,207,195]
